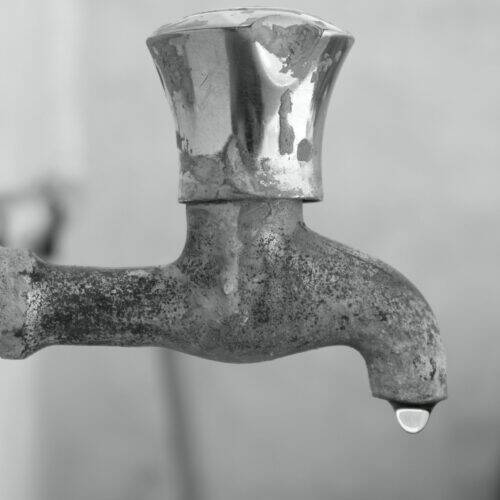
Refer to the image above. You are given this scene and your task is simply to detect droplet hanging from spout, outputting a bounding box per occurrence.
[391,402,435,434]
[396,408,429,434]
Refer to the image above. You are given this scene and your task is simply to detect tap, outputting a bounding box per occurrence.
[0,8,446,432]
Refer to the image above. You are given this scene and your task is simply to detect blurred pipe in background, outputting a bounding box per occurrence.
[0,178,70,258]
[0,1,198,498]
[161,351,202,500]
[0,1,64,498]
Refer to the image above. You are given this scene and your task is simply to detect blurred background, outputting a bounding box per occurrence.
[0,0,499,499]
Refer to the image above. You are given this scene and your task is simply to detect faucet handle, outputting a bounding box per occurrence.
[147,9,354,203]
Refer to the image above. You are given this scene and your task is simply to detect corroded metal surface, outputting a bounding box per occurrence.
[147,8,353,202]
[0,200,445,405]
[0,9,447,408]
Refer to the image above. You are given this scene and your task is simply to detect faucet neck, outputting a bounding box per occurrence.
[184,199,304,254]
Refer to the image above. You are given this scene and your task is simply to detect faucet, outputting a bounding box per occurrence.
[0,8,446,432]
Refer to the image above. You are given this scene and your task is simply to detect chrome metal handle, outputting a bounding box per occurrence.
[147,8,354,202]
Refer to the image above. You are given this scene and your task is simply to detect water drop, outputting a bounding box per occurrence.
[395,408,430,434]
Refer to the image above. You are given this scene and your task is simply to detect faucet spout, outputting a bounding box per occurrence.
[334,245,447,406]
[179,199,446,407]
[0,199,446,408]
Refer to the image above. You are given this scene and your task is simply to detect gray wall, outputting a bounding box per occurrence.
[1,0,500,499]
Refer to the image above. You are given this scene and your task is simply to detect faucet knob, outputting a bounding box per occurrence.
[147,8,354,202]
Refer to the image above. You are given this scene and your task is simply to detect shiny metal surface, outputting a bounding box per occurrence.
[147,9,353,202]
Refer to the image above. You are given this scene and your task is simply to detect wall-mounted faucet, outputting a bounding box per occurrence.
[0,8,446,433]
